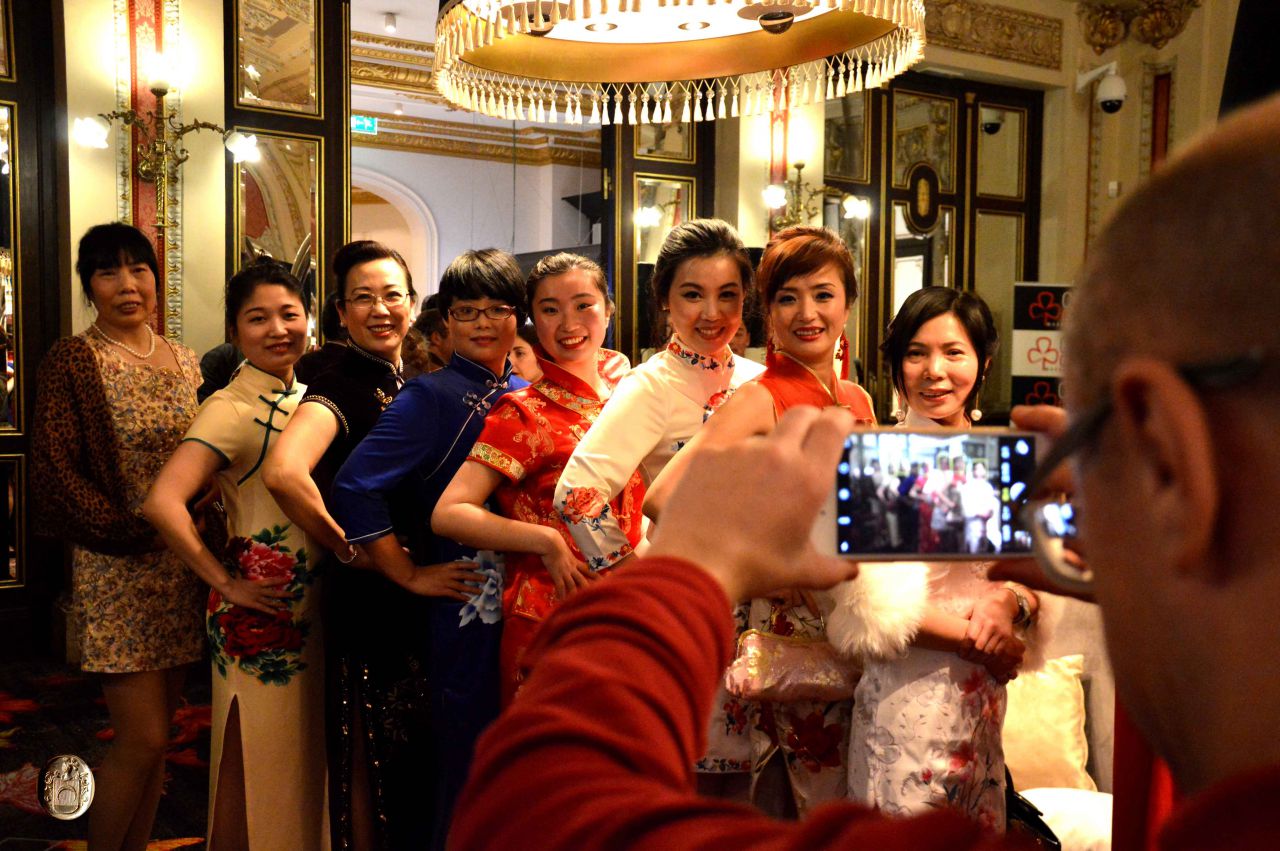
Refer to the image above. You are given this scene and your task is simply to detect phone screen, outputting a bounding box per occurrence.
[834,430,1039,559]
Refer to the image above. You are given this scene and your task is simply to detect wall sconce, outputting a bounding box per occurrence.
[71,53,260,232]
[763,162,824,231]
[841,195,871,220]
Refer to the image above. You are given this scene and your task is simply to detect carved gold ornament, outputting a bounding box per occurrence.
[1076,0,1201,55]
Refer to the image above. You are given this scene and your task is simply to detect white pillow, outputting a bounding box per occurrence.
[1004,654,1097,791]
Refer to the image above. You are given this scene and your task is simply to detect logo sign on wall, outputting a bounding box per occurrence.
[1011,283,1071,407]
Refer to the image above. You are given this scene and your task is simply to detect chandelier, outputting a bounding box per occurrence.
[433,0,926,126]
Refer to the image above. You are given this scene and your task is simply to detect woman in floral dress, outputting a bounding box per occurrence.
[826,287,1042,828]
[145,263,325,849]
[433,253,645,705]
[647,226,876,817]
[552,220,763,795]
[32,223,206,850]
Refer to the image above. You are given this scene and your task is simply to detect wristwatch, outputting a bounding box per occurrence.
[1003,582,1033,628]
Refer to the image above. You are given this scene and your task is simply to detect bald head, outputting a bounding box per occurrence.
[1066,93,1280,405]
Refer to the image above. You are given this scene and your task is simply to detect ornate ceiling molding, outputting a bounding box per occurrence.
[352,111,602,169]
[351,31,435,55]
[350,59,440,100]
[923,0,1063,70]
[1076,1,1201,55]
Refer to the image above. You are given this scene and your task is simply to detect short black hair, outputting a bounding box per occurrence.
[516,322,538,347]
[413,307,446,338]
[75,223,159,303]
[332,240,415,300]
[225,260,308,329]
[881,287,999,419]
[437,249,528,326]
[319,291,347,341]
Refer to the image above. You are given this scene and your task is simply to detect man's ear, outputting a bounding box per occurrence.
[1110,357,1219,580]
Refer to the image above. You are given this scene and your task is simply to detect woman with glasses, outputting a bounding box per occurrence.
[645,226,876,817]
[260,240,418,850]
[826,286,1041,829]
[329,249,529,850]
[432,253,644,705]
[551,220,763,794]
[143,262,323,850]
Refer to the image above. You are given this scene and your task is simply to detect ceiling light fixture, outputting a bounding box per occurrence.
[433,0,925,126]
[384,12,398,34]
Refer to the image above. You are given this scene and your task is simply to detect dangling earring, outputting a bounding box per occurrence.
[970,408,983,422]
[835,332,850,381]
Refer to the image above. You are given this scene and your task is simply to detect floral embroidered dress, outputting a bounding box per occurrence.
[825,409,1040,829]
[331,352,525,851]
[553,334,763,774]
[184,362,328,850]
[467,349,644,704]
[38,332,207,673]
[750,349,876,815]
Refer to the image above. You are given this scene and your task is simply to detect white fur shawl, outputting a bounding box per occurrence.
[823,562,931,660]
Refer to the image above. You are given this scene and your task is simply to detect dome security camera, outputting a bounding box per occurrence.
[1097,73,1127,113]
[979,107,1004,136]
[758,10,795,34]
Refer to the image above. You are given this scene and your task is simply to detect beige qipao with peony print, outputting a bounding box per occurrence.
[183,363,329,850]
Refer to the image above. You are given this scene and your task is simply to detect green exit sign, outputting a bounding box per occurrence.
[351,115,378,135]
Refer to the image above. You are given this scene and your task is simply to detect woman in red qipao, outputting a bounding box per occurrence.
[433,253,644,705]
[647,226,875,818]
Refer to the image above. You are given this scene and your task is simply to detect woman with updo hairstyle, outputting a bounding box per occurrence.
[260,239,419,849]
[433,252,644,705]
[144,261,325,849]
[32,222,206,849]
[826,286,1042,828]
[647,225,876,816]
[553,219,763,793]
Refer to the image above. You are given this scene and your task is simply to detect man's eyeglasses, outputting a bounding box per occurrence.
[344,291,410,310]
[449,305,517,322]
[1020,348,1266,593]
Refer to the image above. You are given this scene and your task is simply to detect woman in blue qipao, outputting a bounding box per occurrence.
[331,248,529,850]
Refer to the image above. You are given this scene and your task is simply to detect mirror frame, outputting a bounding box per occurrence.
[891,89,959,194]
[232,126,325,302]
[0,453,24,589]
[234,0,322,118]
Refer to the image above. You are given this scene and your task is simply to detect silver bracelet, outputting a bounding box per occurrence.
[336,544,358,565]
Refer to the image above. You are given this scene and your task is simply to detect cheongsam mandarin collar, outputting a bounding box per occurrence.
[448,351,517,389]
[233,360,299,396]
[533,348,628,401]
[345,340,403,376]
[666,334,735,372]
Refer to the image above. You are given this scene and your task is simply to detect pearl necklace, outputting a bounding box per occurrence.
[92,322,156,360]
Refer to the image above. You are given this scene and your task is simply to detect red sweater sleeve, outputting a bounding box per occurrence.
[450,557,1023,851]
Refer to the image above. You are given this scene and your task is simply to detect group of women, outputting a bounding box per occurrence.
[33,217,1039,851]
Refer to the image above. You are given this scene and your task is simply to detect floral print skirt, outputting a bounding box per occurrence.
[72,545,205,673]
[848,649,1007,830]
[206,529,329,850]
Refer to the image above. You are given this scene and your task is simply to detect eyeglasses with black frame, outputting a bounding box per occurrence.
[343,290,410,311]
[448,305,518,322]
[1019,348,1266,594]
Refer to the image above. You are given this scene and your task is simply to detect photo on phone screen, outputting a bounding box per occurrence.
[834,430,1039,559]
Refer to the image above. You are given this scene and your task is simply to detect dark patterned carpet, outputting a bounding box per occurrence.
[0,656,209,848]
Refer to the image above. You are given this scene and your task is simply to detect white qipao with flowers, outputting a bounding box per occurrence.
[183,363,328,850]
[555,335,764,773]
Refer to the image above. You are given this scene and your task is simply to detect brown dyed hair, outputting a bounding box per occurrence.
[756,226,858,307]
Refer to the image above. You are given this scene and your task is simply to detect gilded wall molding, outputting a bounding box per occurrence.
[1077,1,1201,55]
[923,0,1063,70]
[1139,59,1176,182]
[350,59,439,99]
[351,31,434,54]
[352,112,601,168]
[352,44,434,67]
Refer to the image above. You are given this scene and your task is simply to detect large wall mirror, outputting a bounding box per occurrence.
[236,0,320,116]
[0,103,16,430]
[235,130,321,323]
[0,455,20,588]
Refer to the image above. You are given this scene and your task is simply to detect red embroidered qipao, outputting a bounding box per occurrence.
[468,350,645,704]
[750,350,876,815]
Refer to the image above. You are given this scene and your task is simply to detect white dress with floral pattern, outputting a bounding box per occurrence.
[184,363,329,850]
[846,561,1007,830]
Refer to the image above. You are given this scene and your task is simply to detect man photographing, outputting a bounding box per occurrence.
[451,93,1280,850]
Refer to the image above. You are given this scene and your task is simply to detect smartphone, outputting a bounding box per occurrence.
[812,427,1044,560]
